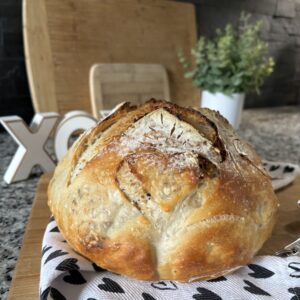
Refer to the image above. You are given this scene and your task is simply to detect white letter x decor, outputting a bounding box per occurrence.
[0,113,60,184]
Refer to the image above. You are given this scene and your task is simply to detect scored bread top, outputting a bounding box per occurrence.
[48,99,278,282]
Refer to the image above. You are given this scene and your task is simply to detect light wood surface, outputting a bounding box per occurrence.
[23,0,58,112]
[258,177,300,255]
[90,63,171,119]
[7,174,300,299]
[23,0,199,114]
[7,173,52,300]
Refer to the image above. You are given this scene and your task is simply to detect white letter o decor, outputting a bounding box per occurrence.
[54,111,97,161]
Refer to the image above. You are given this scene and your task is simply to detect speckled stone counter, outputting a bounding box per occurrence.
[0,133,41,299]
[240,107,300,165]
[0,106,300,299]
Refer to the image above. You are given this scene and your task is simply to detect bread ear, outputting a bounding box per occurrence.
[68,102,135,184]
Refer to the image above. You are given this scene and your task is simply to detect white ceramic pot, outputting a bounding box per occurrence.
[201,91,245,129]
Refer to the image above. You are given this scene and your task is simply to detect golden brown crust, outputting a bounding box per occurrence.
[48,99,278,282]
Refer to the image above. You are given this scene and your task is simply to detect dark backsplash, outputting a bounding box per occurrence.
[0,0,299,126]
[0,0,33,124]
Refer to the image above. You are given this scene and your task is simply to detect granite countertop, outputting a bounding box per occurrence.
[1,106,300,299]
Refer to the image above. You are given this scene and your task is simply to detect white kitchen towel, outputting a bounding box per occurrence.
[263,160,300,191]
[40,161,300,300]
[40,219,300,300]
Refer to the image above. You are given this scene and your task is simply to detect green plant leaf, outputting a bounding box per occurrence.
[178,12,275,95]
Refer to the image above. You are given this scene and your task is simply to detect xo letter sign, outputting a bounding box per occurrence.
[1,111,97,184]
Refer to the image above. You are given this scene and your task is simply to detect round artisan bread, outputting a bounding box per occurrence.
[48,99,278,282]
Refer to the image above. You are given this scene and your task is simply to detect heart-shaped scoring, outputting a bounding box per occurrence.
[117,151,201,214]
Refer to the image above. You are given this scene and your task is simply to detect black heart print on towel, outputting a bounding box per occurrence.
[98,277,125,293]
[288,287,300,300]
[50,226,60,232]
[40,286,50,300]
[55,258,87,284]
[41,245,52,257]
[243,280,271,296]
[142,292,157,300]
[56,258,79,271]
[50,287,66,300]
[151,281,178,290]
[192,287,222,300]
[269,165,280,172]
[288,262,300,278]
[41,286,66,300]
[63,270,87,284]
[284,166,295,173]
[44,250,68,264]
[248,264,275,279]
[92,262,106,273]
[207,276,227,282]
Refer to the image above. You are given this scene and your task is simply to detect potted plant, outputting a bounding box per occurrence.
[178,13,274,129]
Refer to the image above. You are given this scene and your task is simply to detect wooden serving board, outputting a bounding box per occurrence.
[7,173,52,300]
[7,173,300,299]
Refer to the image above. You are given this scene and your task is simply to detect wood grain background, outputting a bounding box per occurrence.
[24,0,199,114]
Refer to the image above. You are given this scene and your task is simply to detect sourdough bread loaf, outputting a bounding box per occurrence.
[48,99,278,282]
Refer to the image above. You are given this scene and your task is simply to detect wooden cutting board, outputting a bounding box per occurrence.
[23,0,199,114]
[7,173,300,299]
[7,174,52,300]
